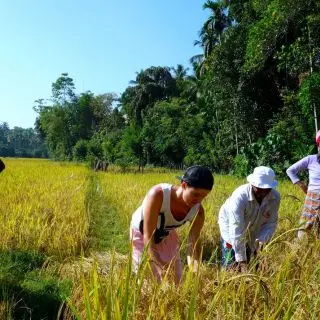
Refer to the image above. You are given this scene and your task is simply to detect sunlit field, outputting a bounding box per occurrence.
[1,158,320,319]
[0,158,89,257]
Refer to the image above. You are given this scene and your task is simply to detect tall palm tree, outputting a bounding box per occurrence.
[191,0,231,73]
[203,0,231,43]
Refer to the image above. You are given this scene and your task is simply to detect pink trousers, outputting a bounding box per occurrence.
[130,226,182,284]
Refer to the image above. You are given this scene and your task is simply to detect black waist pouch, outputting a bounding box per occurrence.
[139,212,169,244]
[154,228,169,244]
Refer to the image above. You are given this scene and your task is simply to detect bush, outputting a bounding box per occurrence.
[115,152,138,172]
[232,154,251,177]
[72,139,89,161]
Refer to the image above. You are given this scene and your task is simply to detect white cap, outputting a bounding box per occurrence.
[247,166,278,189]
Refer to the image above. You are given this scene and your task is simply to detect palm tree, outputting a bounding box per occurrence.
[203,0,231,43]
[124,67,175,126]
[171,64,189,80]
[191,0,231,73]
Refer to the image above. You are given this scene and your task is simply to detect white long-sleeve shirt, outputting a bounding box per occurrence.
[218,183,280,262]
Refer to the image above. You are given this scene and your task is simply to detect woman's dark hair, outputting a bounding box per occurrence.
[0,159,5,173]
[318,147,320,164]
[180,165,214,190]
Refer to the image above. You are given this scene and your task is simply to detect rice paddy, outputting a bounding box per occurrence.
[0,158,318,319]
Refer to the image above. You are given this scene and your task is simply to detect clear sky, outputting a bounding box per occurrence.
[0,0,208,129]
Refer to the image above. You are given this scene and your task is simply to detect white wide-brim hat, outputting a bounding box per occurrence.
[247,166,278,189]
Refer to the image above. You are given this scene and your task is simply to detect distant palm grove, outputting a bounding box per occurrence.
[2,0,320,176]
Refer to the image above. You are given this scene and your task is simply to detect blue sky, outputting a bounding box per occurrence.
[0,0,208,128]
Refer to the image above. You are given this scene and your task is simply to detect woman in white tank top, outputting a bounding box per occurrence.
[130,165,213,285]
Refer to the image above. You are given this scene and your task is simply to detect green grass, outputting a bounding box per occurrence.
[84,173,129,254]
[0,249,72,319]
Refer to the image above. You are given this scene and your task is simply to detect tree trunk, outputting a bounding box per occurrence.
[216,108,220,143]
[314,104,318,132]
[233,100,239,155]
[308,23,318,133]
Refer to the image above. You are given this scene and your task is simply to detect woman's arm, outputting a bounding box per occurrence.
[143,186,165,266]
[286,156,310,186]
[187,205,205,272]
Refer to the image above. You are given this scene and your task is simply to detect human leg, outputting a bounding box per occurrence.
[221,238,236,269]
[131,226,181,283]
[152,230,181,284]
[298,190,320,239]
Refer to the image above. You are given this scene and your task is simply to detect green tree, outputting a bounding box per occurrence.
[121,66,176,126]
[0,123,47,158]
[191,0,231,72]
[142,99,186,166]
[51,73,76,104]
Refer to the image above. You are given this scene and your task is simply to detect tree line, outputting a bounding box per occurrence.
[3,0,320,176]
[0,122,47,158]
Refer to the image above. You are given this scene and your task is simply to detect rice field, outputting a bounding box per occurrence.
[0,158,319,319]
[0,158,88,257]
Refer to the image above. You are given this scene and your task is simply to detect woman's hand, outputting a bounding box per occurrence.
[187,255,200,272]
[296,181,308,194]
[238,261,248,273]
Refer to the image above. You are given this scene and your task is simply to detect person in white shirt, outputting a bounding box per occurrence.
[218,166,280,271]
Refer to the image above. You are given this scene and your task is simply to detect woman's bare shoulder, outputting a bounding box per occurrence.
[146,184,164,200]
